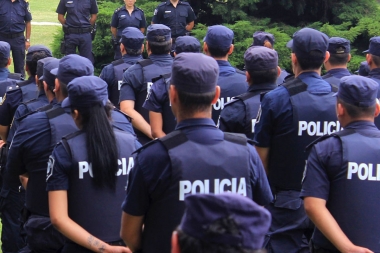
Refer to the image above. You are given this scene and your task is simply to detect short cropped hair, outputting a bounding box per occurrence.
[296,50,325,71]
[177,89,215,118]
[328,53,349,66]
[148,40,172,55]
[338,97,376,118]
[247,68,278,85]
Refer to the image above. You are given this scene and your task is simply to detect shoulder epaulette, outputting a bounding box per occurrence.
[111,59,125,66]
[136,7,144,12]
[137,59,154,68]
[180,1,190,5]
[6,84,19,92]
[114,6,123,13]
[16,109,39,122]
[158,2,166,7]
[304,130,356,151]
[22,98,37,105]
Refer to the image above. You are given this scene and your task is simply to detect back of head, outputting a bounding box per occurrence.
[364,36,380,68]
[146,24,172,55]
[252,31,275,49]
[176,193,271,253]
[244,46,278,85]
[174,36,201,54]
[40,58,60,90]
[0,41,11,68]
[120,27,145,56]
[286,28,329,71]
[63,76,118,189]
[171,53,219,117]
[327,37,350,66]
[26,45,53,77]
[204,25,234,58]
[336,75,379,119]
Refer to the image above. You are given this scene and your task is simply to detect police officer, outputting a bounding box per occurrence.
[323,37,351,86]
[172,193,271,253]
[357,61,370,76]
[47,76,136,253]
[120,53,272,253]
[119,24,173,144]
[143,35,200,138]
[56,0,98,63]
[0,0,32,76]
[152,0,195,52]
[110,0,146,60]
[302,76,379,253]
[203,25,248,124]
[100,27,144,109]
[218,46,279,139]
[254,28,338,253]
[251,31,289,85]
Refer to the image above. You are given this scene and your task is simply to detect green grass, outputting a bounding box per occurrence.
[29,0,60,23]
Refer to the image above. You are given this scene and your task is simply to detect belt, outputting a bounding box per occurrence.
[65,27,92,34]
[0,32,24,39]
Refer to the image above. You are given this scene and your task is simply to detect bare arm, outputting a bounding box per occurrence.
[149,111,165,138]
[0,125,9,142]
[20,174,28,189]
[304,197,373,253]
[111,27,117,38]
[120,212,144,252]
[185,21,194,31]
[25,21,31,50]
[120,100,153,140]
[58,14,66,25]
[49,190,131,253]
[255,147,269,174]
[90,14,97,26]
[139,27,145,33]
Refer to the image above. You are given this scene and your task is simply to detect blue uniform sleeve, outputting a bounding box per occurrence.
[99,65,115,93]
[119,65,142,102]
[24,2,32,22]
[56,0,66,14]
[300,138,342,200]
[90,0,98,15]
[140,10,147,28]
[186,4,195,23]
[46,142,71,191]
[152,5,163,24]
[0,89,22,126]
[142,80,166,113]
[248,145,273,206]
[110,11,119,28]
[218,100,246,134]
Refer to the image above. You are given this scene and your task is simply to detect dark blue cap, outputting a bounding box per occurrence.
[39,58,59,87]
[253,31,275,46]
[204,25,234,50]
[336,75,379,107]
[62,76,108,108]
[26,45,52,61]
[286,28,329,60]
[51,54,94,85]
[244,46,278,71]
[174,36,200,54]
[37,57,55,79]
[120,27,144,50]
[179,193,271,250]
[172,53,219,94]
[146,24,171,42]
[0,41,10,60]
[356,61,370,76]
[328,37,350,54]
[363,36,380,57]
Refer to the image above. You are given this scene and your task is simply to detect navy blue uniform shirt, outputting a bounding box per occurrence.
[56,0,98,28]
[0,0,32,33]
[142,77,169,113]
[152,1,195,38]
[119,54,173,102]
[111,6,146,37]
[254,72,332,147]
[324,68,351,79]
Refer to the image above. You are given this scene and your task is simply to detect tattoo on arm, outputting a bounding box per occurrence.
[87,236,107,253]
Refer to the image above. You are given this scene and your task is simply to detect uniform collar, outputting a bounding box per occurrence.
[297,71,322,80]
[368,68,380,78]
[326,68,351,78]
[176,118,216,130]
[247,82,277,92]
[0,68,9,80]
[149,54,173,60]
[345,120,377,130]
[123,54,142,64]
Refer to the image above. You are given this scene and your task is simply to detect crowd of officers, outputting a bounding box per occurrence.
[1,0,380,253]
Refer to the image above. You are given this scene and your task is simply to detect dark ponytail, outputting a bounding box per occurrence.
[74,103,118,190]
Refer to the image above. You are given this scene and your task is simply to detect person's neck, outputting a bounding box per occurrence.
[176,112,211,123]
[212,55,229,61]
[341,117,374,128]
[126,5,134,12]
[170,0,179,7]
[325,65,347,72]
[294,68,321,78]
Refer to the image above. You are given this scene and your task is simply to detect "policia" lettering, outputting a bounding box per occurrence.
[347,162,380,181]
[213,97,232,111]
[298,121,340,136]
[179,178,247,201]
[78,157,134,179]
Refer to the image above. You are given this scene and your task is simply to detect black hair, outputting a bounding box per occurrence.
[72,103,119,190]
[246,68,278,85]
[328,53,349,66]
[177,89,216,118]
[296,50,325,70]
[58,80,68,98]
[371,54,380,67]
[27,51,49,76]
[126,47,142,56]
[176,217,267,253]
[207,45,230,58]
[338,97,376,118]
[0,58,8,68]
[148,40,172,55]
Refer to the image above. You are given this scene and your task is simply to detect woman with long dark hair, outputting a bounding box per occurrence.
[47,76,136,253]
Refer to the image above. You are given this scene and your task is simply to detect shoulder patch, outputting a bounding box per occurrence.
[114,6,122,13]
[6,84,19,92]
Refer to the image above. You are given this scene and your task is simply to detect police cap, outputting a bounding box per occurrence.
[37,57,55,80]
[0,41,10,60]
[328,37,350,54]
[62,76,108,108]
[40,58,60,87]
[356,61,370,76]
[51,55,94,85]
[146,24,171,42]
[174,36,200,54]
[26,45,52,61]
[286,28,329,60]
[363,36,380,57]
[336,75,379,107]
[120,27,144,50]
[204,25,234,50]
[179,193,271,250]
[172,53,219,94]
[252,31,275,46]
[244,46,278,71]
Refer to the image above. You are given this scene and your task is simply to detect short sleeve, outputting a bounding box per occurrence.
[142,80,167,113]
[110,12,119,28]
[0,89,22,126]
[24,2,32,22]
[152,6,163,24]
[119,65,143,102]
[56,0,66,14]
[253,94,274,147]
[46,143,71,191]
[186,5,195,23]
[140,11,147,28]
[90,0,98,14]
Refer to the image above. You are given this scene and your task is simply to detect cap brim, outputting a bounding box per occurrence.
[363,49,369,54]
[61,97,71,108]
[51,68,58,76]
[286,39,293,49]
[333,92,338,97]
